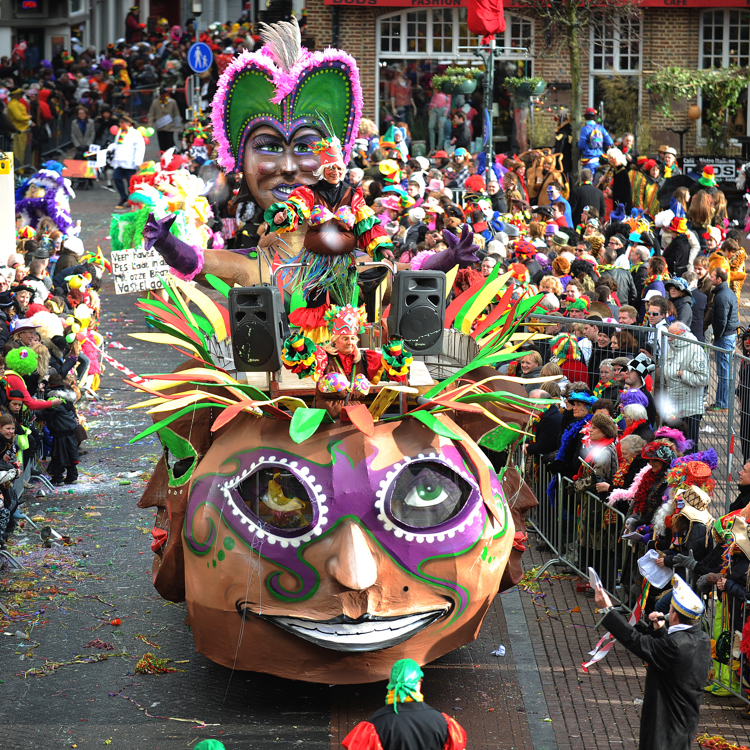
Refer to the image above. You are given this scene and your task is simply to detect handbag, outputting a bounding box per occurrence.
[74,423,88,443]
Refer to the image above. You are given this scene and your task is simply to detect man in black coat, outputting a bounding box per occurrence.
[598,247,637,307]
[569,168,605,227]
[628,246,650,300]
[683,272,707,342]
[593,576,711,750]
[526,390,563,458]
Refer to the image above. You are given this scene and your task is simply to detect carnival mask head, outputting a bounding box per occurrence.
[211,18,362,210]
[133,279,544,685]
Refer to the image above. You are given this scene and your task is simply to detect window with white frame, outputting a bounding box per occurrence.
[378,9,533,59]
[701,9,750,68]
[379,17,401,54]
[590,14,641,74]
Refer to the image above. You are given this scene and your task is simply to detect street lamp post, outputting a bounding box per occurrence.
[191,0,204,117]
[474,43,529,191]
[192,0,203,36]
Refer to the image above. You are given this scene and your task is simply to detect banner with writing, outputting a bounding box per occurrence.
[111,246,172,295]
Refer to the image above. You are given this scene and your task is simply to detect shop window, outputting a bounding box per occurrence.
[376,10,533,154]
[590,13,641,74]
[406,11,427,54]
[701,9,750,68]
[697,10,750,142]
[380,17,401,54]
[433,9,453,55]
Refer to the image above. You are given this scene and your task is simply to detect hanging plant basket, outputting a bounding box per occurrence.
[458,79,477,94]
[505,77,547,97]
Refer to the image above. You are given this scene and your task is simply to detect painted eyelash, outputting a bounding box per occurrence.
[252,136,283,148]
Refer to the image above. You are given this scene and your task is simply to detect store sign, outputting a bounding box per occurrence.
[682,157,737,182]
[324,0,469,5]
[326,0,750,6]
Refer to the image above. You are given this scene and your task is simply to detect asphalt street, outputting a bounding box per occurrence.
[0,176,545,750]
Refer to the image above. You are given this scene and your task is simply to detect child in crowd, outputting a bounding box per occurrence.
[44,371,80,485]
[0,412,21,545]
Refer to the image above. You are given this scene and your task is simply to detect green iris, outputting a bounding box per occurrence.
[417,483,442,502]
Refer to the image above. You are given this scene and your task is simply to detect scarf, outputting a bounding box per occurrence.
[593,378,619,399]
[642,272,670,297]
[547,414,592,503]
[597,264,616,274]
[631,466,668,519]
[622,418,647,438]
[612,457,633,489]
[556,415,592,463]
[663,164,673,179]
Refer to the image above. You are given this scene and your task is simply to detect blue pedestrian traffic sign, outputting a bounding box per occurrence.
[188,42,212,74]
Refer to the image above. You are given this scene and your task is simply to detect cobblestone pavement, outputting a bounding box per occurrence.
[2,169,750,749]
[520,544,750,749]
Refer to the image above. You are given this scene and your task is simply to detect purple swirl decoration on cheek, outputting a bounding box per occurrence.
[183,443,504,614]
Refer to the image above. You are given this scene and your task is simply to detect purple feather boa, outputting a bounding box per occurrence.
[169,244,205,282]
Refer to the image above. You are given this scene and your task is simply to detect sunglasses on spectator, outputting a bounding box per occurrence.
[647,311,662,317]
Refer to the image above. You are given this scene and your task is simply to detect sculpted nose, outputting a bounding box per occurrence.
[280,148,297,176]
[325,521,378,591]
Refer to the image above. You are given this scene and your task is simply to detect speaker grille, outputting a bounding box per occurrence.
[400,308,443,351]
[233,322,275,368]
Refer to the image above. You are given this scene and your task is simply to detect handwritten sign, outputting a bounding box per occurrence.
[111,246,171,294]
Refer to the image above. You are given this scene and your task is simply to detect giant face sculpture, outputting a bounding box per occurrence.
[138,371,537,684]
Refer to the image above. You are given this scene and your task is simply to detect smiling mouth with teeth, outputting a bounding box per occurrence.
[239,606,450,652]
[272,183,299,199]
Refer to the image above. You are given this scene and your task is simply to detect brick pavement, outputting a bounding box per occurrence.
[520,543,750,749]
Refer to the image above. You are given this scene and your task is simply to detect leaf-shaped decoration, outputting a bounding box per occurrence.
[289,408,333,444]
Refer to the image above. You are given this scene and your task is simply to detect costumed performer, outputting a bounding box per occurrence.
[342,659,466,750]
[142,18,478,302]
[593,575,711,750]
[266,126,393,305]
[281,303,411,418]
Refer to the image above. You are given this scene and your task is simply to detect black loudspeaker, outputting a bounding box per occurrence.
[229,286,289,372]
[387,271,446,356]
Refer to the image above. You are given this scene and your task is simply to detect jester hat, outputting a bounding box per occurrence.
[211,17,362,173]
[324,304,365,338]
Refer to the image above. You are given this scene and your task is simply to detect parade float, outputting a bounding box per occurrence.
[129,18,549,684]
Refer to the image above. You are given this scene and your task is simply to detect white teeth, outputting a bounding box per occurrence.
[267,609,448,650]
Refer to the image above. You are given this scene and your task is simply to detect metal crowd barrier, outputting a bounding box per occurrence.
[523,451,639,611]
[525,450,750,702]
[10,113,73,177]
[701,589,750,700]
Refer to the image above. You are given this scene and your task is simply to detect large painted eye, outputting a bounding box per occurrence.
[235,467,314,533]
[389,462,471,529]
